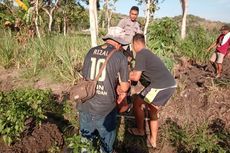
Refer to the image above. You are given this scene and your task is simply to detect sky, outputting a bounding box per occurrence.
[113,0,230,23]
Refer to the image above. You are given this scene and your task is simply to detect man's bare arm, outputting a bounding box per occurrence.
[207,41,217,52]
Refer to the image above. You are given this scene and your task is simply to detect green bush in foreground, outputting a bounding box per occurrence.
[0,89,52,145]
[164,119,229,153]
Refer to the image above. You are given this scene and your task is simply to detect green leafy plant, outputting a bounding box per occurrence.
[0,89,52,145]
[147,17,179,51]
[66,134,99,153]
[147,17,179,70]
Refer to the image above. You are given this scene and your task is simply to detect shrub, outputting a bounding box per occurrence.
[178,26,215,63]
[147,17,179,51]
[147,17,179,70]
[0,89,52,145]
[164,119,229,153]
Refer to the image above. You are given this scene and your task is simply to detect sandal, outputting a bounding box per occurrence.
[146,135,157,149]
[127,128,145,136]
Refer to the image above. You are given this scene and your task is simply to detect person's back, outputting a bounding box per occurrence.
[79,43,129,116]
[128,34,176,149]
[78,26,129,153]
[135,48,176,89]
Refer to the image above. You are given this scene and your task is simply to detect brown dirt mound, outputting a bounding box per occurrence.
[161,57,230,128]
[0,123,64,153]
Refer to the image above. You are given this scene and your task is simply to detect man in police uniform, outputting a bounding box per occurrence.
[118,6,143,43]
[78,27,130,153]
[117,6,143,113]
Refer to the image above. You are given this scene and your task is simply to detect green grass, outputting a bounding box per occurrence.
[178,26,215,64]
[0,31,91,82]
[163,119,229,153]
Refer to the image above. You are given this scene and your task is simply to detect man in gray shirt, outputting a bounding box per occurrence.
[128,34,176,149]
[79,27,130,153]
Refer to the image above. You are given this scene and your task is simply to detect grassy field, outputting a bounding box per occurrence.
[0,30,92,83]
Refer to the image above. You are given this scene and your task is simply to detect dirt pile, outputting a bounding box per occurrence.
[161,57,230,128]
[13,123,63,153]
[0,123,63,153]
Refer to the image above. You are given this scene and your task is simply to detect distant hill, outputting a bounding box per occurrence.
[173,14,229,31]
[110,13,229,32]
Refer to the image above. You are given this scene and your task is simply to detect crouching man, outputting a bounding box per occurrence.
[128,34,176,148]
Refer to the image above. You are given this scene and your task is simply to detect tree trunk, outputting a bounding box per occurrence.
[89,0,97,47]
[180,0,188,39]
[42,0,59,33]
[42,7,56,32]
[48,14,53,32]
[144,0,151,40]
[94,0,98,35]
[63,15,67,36]
[105,0,110,31]
[34,0,41,39]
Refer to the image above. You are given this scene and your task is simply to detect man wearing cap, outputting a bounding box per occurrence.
[207,25,230,78]
[78,27,130,153]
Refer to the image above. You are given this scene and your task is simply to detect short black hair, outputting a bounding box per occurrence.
[133,33,145,44]
[221,25,230,31]
[130,6,139,12]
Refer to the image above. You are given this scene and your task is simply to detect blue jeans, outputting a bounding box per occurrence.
[79,108,117,153]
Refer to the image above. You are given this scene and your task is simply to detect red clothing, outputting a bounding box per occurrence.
[216,34,230,55]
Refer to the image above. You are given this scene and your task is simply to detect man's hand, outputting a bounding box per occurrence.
[116,93,127,104]
[116,85,128,104]
[116,85,123,95]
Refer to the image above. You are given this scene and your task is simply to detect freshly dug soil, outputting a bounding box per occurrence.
[0,123,63,153]
[161,57,230,128]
